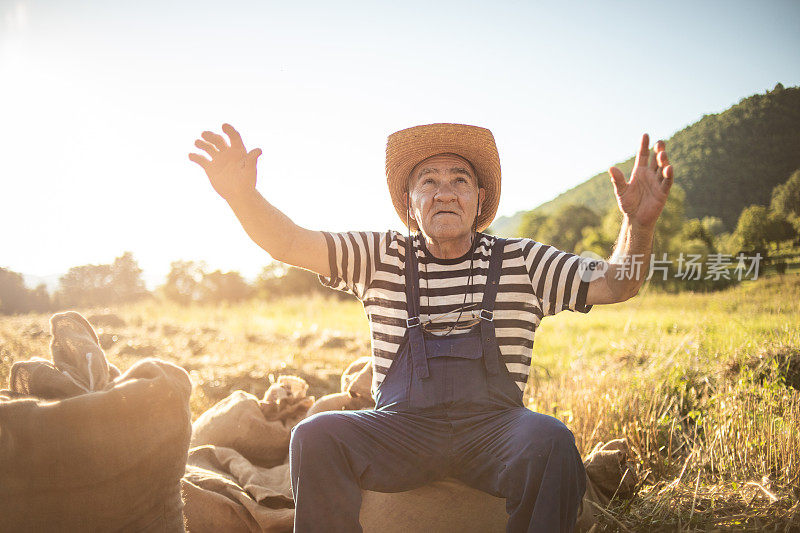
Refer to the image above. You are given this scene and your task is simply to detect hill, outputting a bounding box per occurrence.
[491,84,800,236]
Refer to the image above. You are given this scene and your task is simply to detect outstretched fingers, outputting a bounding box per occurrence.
[222,123,245,150]
[657,149,669,172]
[634,133,650,170]
[660,163,674,193]
[189,124,253,172]
[246,148,262,164]
[649,146,659,172]
[657,143,674,192]
[188,152,211,169]
[194,139,218,158]
[201,130,229,151]
[608,166,627,196]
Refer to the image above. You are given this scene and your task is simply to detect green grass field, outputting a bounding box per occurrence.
[1,274,798,530]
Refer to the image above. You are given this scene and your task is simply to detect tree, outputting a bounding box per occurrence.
[701,216,726,238]
[110,252,149,302]
[255,263,331,299]
[0,268,29,314]
[56,252,149,307]
[0,268,52,314]
[653,183,687,256]
[57,263,115,307]
[578,224,615,257]
[161,261,255,304]
[161,260,207,305]
[735,205,796,249]
[28,284,51,312]
[547,205,600,253]
[736,206,771,249]
[681,219,715,252]
[516,211,548,243]
[517,204,600,253]
[768,213,797,250]
[199,270,253,303]
[770,168,800,230]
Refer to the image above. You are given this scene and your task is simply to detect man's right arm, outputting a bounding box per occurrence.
[188,123,329,277]
[224,189,330,277]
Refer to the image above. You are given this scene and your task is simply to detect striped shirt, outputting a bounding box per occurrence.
[319,230,594,398]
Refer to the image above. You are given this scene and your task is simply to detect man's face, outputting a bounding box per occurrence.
[407,153,486,241]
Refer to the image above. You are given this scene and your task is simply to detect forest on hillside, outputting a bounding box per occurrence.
[493,83,800,236]
[511,165,800,293]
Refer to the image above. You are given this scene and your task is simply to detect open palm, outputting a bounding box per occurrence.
[608,133,674,229]
[188,123,262,200]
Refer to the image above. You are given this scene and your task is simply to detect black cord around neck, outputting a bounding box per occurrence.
[406,190,480,337]
[437,202,479,337]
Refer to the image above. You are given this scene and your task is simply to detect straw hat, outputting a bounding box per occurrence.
[386,123,501,232]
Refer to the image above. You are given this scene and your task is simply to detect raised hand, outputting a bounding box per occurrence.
[188,123,262,200]
[608,133,674,229]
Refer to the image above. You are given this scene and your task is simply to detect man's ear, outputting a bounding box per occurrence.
[404,189,418,230]
[478,187,486,216]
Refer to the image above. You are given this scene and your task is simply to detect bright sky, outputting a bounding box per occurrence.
[2,0,799,288]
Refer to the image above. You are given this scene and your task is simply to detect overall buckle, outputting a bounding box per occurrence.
[406,316,421,328]
[479,309,494,321]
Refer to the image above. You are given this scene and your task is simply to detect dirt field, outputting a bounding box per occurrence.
[2,275,798,530]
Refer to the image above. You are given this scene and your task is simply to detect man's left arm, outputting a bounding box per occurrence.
[585,134,674,306]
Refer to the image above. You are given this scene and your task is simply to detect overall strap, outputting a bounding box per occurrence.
[480,236,506,376]
[404,235,430,380]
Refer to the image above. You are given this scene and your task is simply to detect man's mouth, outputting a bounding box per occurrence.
[434,210,459,216]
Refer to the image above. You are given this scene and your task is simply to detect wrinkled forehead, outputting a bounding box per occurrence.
[407,153,479,188]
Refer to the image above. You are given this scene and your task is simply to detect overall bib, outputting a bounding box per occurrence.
[374,235,524,413]
[289,237,586,533]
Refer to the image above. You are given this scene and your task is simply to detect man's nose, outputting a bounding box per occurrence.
[434,183,457,201]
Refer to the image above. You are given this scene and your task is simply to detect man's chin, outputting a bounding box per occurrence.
[422,224,470,240]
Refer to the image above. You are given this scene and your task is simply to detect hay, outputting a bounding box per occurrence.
[727,343,800,391]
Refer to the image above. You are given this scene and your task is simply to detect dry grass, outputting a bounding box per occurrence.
[1,275,799,530]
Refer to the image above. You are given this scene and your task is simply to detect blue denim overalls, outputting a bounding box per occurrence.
[290,236,586,533]
[374,235,524,413]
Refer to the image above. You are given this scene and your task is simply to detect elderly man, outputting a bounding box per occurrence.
[189,123,673,532]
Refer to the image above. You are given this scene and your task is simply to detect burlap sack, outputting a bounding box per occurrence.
[574,438,638,531]
[49,310,117,391]
[306,391,376,417]
[360,439,637,533]
[360,478,508,532]
[1,312,122,400]
[3,357,89,399]
[184,376,315,532]
[191,376,313,468]
[0,359,192,532]
[259,375,314,428]
[191,390,294,468]
[0,311,192,532]
[305,355,375,417]
[182,445,294,533]
[341,355,372,398]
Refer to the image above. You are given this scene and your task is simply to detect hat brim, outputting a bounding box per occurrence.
[386,123,501,232]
